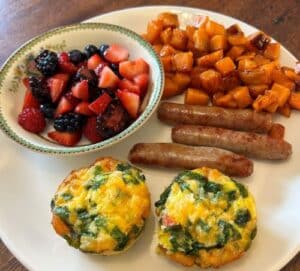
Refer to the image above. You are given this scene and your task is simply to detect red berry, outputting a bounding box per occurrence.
[55,96,74,117]
[87,54,106,70]
[18,108,46,133]
[98,66,120,88]
[65,92,80,107]
[22,90,40,109]
[118,79,141,95]
[58,52,77,74]
[75,102,94,116]
[48,130,81,146]
[88,93,112,115]
[83,116,102,143]
[116,89,140,118]
[133,73,149,94]
[119,58,149,80]
[104,44,129,63]
[71,80,89,101]
[47,78,65,102]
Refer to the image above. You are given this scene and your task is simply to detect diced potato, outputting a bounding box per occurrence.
[158,12,179,28]
[252,91,278,112]
[146,19,164,43]
[239,69,269,85]
[270,83,291,107]
[278,103,291,117]
[185,88,210,105]
[221,71,241,91]
[253,54,271,65]
[282,66,298,81]
[196,50,223,67]
[152,44,163,55]
[248,84,268,98]
[205,20,226,36]
[226,24,243,35]
[236,52,256,61]
[215,57,236,75]
[173,72,191,91]
[226,46,245,60]
[160,27,173,44]
[264,43,280,60]
[248,32,270,51]
[160,56,173,72]
[271,68,295,90]
[170,28,188,50]
[172,52,194,72]
[200,69,222,93]
[238,59,258,70]
[229,86,253,108]
[190,66,208,88]
[162,73,180,98]
[289,92,300,110]
[160,45,177,57]
[210,35,228,51]
[193,28,209,52]
[227,34,248,46]
[186,40,195,51]
[214,93,237,108]
[186,25,197,41]
[260,61,277,84]
[268,123,285,139]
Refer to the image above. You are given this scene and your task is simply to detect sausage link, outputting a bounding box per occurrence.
[157,102,273,133]
[172,125,292,160]
[129,143,253,177]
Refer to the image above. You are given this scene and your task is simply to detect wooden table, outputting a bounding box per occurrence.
[0,0,299,270]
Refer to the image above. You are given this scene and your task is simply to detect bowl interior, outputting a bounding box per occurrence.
[0,23,163,154]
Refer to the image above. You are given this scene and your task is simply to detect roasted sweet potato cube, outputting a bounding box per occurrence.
[229,86,253,108]
[160,27,173,44]
[236,52,256,61]
[170,29,188,50]
[260,61,278,84]
[248,32,271,51]
[278,103,291,117]
[227,34,248,46]
[289,92,300,110]
[215,57,236,75]
[193,28,209,52]
[190,66,208,88]
[162,73,181,98]
[186,25,197,41]
[200,69,222,93]
[196,50,223,67]
[146,19,164,44]
[172,52,194,72]
[174,72,191,91]
[160,45,177,57]
[264,43,280,60]
[271,68,295,90]
[238,59,258,70]
[160,56,173,72]
[226,46,245,60]
[253,54,271,65]
[248,84,268,98]
[270,83,291,107]
[226,24,243,35]
[185,88,210,105]
[158,12,179,28]
[210,35,228,51]
[221,71,241,91]
[239,69,269,85]
[252,91,278,112]
[205,20,226,36]
[152,44,163,55]
[282,66,298,81]
[268,123,285,138]
[214,93,237,108]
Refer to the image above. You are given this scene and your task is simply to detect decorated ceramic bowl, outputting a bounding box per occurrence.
[0,23,164,154]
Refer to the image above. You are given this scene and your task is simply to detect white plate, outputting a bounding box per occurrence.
[0,5,299,271]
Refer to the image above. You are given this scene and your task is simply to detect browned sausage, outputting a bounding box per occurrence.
[129,143,253,177]
[157,102,273,133]
[172,125,292,160]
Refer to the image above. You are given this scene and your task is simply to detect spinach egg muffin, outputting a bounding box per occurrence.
[155,167,257,268]
[51,157,150,254]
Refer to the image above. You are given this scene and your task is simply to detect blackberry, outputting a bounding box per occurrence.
[54,113,85,132]
[40,103,55,119]
[84,45,98,58]
[68,50,86,64]
[109,63,122,78]
[29,76,51,103]
[98,44,109,57]
[35,50,58,76]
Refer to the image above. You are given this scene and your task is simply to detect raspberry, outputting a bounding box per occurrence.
[18,108,46,133]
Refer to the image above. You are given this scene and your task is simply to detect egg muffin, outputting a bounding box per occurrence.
[155,168,257,268]
[51,157,150,254]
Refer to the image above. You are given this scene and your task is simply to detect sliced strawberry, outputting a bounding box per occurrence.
[98,66,120,88]
[58,52,77,74]
[118,79,141,95]
[22,77,30,89]
[51,73,70,87]
[116,89,140,118]
[88,92,112,115]
[104,44,129,63]
[75,101,94,116]
[87,54,106,70]
[55,97,74,117]
[133,73,149,93]
[65,92,80,107]
[94,63,108,76]
[22,90,40,109]
[48,131,81,146]
[119,58,149,80]
[71,80,89,101]
[83,116,102,143]
[47,78,65,102]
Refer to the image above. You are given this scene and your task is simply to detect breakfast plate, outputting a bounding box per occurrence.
[0,5,300,271]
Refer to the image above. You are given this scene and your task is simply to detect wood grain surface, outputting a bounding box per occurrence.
[0,0,299,270]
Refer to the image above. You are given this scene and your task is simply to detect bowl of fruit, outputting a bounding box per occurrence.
[0,23,163,154]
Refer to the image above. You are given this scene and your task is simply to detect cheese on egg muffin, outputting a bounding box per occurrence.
[51,157,150,255]
[155,167,257,268]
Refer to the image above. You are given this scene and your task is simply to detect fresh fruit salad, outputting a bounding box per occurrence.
[18,44,150,146]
